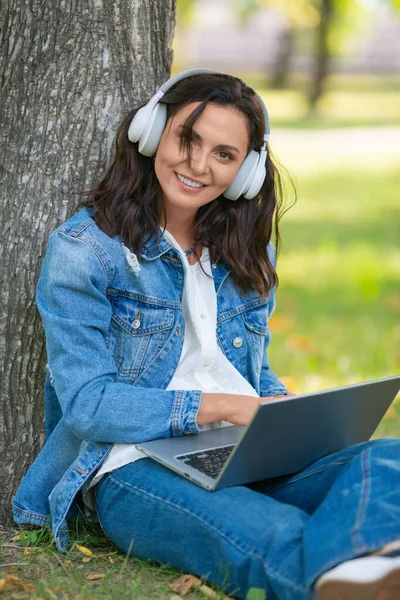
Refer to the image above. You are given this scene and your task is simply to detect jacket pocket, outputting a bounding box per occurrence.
[241,305,269,336]
[107,293,175,383]
[241,305,270,372]
[217,299,269,377]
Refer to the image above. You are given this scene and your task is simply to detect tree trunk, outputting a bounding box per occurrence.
[0,0,176,524]
[308,0,334,112]
[270,24,295,89]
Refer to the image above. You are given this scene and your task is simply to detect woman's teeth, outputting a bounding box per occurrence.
[176,173,205,188]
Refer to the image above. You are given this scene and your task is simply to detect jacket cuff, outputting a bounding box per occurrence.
[260,386,289,398]
[171,389,202,436]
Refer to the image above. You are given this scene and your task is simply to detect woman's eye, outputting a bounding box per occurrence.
[217,151,232,161]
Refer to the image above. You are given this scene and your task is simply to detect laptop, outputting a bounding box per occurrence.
[136,375,400,491]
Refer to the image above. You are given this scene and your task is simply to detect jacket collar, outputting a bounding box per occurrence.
[140,230,172,260]
[84,207,231,285]
[140,228,231,292]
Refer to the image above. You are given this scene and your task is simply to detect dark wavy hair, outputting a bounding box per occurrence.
[78,73,293,298]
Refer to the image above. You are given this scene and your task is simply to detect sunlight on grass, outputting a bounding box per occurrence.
[279,244,399,298]
[318,91,400,122]
[257,85,400,127]
[258,89,308,121]
[271,129,400,176]
[271,163,400,440]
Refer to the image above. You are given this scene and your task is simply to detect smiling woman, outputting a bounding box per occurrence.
[12,69,400,600]
[78,70,282,296]
[154,102,249,252]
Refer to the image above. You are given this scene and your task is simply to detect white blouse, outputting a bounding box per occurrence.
[84,231,259,504]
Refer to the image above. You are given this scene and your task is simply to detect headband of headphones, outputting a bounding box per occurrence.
[128,68,270,201]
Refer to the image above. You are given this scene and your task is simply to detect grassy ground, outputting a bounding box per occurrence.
[0,522,242,600]
[271,163,400,439]
[1,81,399,599]
[252,73,400,128]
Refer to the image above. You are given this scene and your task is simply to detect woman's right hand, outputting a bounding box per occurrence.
[197,392,290,428]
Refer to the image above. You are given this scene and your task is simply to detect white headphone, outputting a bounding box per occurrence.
[128,68,270,201]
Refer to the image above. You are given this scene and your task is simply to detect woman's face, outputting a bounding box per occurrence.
[154,102,249,216]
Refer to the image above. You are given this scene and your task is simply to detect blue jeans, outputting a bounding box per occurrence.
[95,438,400,599]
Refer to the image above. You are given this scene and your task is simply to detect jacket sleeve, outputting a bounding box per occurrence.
[259,243,289,397]
[36,230,201,444]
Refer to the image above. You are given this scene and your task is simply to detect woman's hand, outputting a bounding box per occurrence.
[197,392,292,428]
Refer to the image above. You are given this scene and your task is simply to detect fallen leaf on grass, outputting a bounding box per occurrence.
[199,584,218,598]
[75,544,93,556]
[10,535,21,543]
[23,547,31,555]
[85,573,105,581]
[0,579,7,593]
[4,576,22,585]
[63,560,72,567]
[81,557,91,564]
[108,556,115,564]
[170,574,201,594]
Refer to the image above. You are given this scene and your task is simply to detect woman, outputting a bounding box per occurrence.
[13,69,400,600]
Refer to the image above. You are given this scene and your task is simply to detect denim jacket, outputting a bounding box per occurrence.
[12,207,288,552]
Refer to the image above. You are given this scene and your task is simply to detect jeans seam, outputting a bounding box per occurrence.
[351,446,371,552]
[104,474,305,594]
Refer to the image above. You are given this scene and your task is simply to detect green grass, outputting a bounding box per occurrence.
[171,69,400,127]
[242,73,400,128]
[0,520,237,599]
[271,165,400,438]
[258,88,400,128]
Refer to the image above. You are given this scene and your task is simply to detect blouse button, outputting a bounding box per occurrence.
[132,319,141,329]
[233,337,243,348]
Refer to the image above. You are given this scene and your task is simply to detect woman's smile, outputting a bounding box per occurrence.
[175,172,207,191]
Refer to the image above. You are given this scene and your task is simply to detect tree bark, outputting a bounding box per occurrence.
[0,0,176,523]
[308,0,334,112]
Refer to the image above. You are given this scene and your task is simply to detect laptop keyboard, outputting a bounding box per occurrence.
[175,445,235,479]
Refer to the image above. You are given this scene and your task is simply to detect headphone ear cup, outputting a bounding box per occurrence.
[223,150,259,201]
[128,103,168,157]
[138,103,168,156]
[128,104,151,143]
[244,152,267,199]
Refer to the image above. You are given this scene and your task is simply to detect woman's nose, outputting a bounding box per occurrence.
[189,148,210,175]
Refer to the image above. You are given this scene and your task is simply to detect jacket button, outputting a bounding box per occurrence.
[233,337,243,348]
[132,319,141,329]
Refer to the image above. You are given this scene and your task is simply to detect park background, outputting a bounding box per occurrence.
[174,0,400,438]
[0,0,399,598]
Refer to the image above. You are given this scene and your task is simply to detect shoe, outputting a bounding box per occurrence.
[315,553,400,600]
